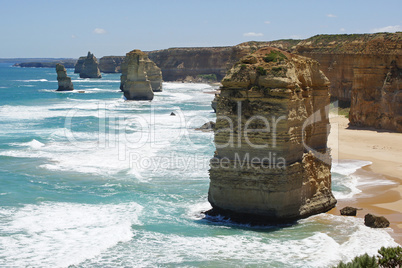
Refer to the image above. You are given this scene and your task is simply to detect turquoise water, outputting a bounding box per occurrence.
[0,64,398,267]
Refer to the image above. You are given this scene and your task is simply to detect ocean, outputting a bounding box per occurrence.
[0,63,398,267]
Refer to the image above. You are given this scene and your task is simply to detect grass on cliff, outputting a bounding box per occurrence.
[263,51,287,63]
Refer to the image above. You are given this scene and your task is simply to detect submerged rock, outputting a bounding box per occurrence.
[364,213,390,228]
[207,47,336,223]
[195,121,215,132]
[56,64,74,91]
[79,52,102,79]
[340,206,358,216]
[120,50,154,100]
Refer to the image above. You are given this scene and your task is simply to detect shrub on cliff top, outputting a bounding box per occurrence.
[256,66,267,76]
[263,50,287,63]
[334,246,402,268]
[378,246,402,267]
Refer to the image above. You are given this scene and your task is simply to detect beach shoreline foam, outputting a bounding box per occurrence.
[328,115,402,245]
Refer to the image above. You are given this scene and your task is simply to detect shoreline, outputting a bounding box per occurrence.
[328,115,402,245]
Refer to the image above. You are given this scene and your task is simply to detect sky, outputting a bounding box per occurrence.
[0,0,401,58]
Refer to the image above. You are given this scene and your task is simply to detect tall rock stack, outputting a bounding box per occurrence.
[207,47,336,223]
[120,50,155,100]
[56,63,74,91]
[79,52,102,78]
[120,50,163,94]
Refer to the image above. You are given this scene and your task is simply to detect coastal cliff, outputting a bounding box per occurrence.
[56,63,74,91]
[99,56,125,73]
[120,50,155,100]
[147,40,298,82]
[295,33,402,105]
[79,52,102,78]
[207,47,336,223]
[349,60,402,132]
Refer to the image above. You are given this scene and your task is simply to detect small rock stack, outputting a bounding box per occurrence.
[56,63,74,91]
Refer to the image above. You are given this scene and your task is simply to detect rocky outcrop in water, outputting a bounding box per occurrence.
[364,213,390,228]
[120,49,162,96]
[207,47,336,223]
[99,56,125,73]
[74,56,86,73]
[56,63,74,91]
[120,50,155,100]
[79,52,102,78]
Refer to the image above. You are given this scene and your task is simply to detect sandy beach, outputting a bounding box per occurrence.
[328,115,402,244]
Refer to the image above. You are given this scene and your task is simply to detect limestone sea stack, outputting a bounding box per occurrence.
[207,47,336,223]
[79,52,102,79]
[120,50,163,94]
[56,63,74,91]
[120,50,155,100]
[74,56,86,73]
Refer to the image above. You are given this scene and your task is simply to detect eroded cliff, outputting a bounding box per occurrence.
[99,56,125,73]
[207,47,336,223]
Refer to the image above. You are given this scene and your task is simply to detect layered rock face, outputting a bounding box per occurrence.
[120,50,155,100]
[208,47,336,223]
[349,60,402,132]
[120,50,162,95]
[74,56,86,73]
[79,52,102,78]
[295,33,402,105]
[99,56,125,73]
[56,63,74,91]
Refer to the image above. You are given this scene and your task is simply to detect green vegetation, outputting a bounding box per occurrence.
[270,66,287,77]
[334,246,402,268]
[378,246,402,267]
[256,66,267,76]
[196,74,217,81]
[336,254,377,268]
[263,50,287,63]
[240,64,247,70]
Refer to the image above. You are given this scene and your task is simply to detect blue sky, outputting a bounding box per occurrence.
[0,0,401,58]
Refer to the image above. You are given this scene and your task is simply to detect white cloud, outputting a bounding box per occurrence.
[339,28,346,32]
[264,21,271,24]
[371,25,402,33]
[93,28,107,34]
[71,34,77,39]
[243,32,264,37]
[326,14,337,18]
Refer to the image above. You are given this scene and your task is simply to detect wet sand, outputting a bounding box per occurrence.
[328,115,402,244]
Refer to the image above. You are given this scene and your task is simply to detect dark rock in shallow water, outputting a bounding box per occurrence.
[79,52,102,78]
[340,206,358,216]
[195,121,215,132]
[364,213,390,228]
[170,112,176,116]
[56,64,74,91]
